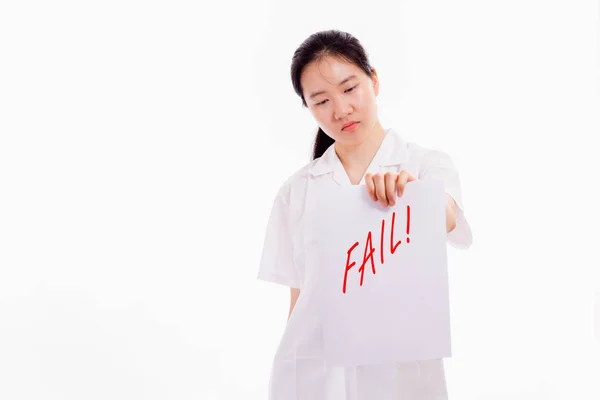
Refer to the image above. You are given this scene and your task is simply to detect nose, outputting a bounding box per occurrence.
[333,98,353,120]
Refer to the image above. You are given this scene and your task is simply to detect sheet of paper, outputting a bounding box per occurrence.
[313,179,451,367]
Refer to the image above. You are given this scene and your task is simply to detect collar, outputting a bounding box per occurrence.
[309,128,409,177]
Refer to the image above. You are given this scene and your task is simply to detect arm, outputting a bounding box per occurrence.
[445,193,457,233]
[288,288,300,320]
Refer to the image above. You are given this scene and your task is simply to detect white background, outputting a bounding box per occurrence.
[1,0,599,399]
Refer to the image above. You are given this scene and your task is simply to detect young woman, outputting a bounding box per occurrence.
[258,29,473,400]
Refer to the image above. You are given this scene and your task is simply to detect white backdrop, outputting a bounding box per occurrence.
[1,0,599,399]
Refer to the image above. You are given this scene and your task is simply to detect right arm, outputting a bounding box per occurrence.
[288,288,300,320]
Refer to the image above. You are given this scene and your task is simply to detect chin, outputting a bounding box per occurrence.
[337,131,365,145]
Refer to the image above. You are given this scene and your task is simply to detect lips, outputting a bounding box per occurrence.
[342,121,359,130]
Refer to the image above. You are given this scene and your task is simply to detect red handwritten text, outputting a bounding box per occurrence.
[342,205,411,294]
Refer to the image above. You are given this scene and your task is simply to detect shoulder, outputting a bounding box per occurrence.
[405,141,451,161]
[271,159,319,206]
[404,141,455,171]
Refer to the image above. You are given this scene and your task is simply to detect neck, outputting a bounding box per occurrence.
[334,121,387,172]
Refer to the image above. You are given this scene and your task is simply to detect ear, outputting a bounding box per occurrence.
[370,67,379,96]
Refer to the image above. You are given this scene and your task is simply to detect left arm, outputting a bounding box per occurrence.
[445,193,457,233]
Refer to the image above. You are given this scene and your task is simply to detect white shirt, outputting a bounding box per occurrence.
[258,128,473,400]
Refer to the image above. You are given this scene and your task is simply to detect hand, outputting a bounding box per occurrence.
[364,170,417,207]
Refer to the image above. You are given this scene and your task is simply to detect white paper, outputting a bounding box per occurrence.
[313,179,451,367]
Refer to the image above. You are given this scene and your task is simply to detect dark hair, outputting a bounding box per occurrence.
[290,30,375,160]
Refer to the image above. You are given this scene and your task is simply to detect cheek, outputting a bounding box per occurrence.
[311,107,330,124]
[356,89,373,107]
[355,91,377,118]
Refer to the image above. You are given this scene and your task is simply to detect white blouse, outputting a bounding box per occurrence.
[258,128,473,400]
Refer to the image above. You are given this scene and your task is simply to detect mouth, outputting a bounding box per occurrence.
[342,121,359,131]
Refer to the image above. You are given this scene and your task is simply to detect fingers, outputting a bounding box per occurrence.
[397,170,418,197]
[365,170,417,207]
[384,172,398,206]
[396,170,409,198]
[366,172,396,206]
[374,173,388,206]
[365,173,377,202]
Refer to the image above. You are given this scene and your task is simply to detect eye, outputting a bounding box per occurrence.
[316,99,328,106]
[345,84,358,93]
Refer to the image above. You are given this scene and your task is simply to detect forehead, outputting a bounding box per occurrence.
[300,56,364,90]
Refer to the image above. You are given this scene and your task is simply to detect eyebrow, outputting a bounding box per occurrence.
[309,75,357,99]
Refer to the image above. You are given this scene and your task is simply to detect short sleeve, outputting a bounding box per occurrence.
[257,186,301,288]
[419,150,473,249]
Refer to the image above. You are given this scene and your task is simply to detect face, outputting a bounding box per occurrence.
[300,55,380,146]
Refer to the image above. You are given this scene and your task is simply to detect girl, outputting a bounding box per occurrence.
[258,29,472,400]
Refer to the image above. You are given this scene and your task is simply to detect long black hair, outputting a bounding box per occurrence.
[290,30,375,160]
